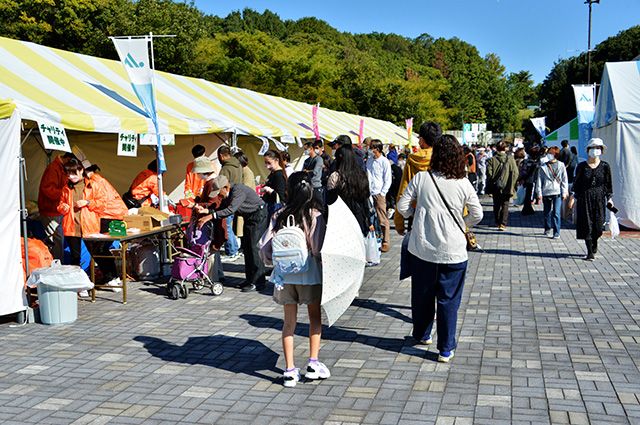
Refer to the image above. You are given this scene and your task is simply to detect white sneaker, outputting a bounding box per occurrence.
[305,362,330,380]
[78,290,89,297]
[106,277,122,293]
[283,368,300,387]
[438,351,455,363]
[420,336,432,345]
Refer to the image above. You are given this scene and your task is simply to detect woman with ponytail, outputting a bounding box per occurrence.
[259,172,329,388]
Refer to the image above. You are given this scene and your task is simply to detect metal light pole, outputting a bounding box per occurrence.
[585,0,600,84]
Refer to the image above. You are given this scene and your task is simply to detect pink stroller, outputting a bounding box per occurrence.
[167,222,224,299]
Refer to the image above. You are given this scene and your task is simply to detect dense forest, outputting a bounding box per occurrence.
[1,0,637,134]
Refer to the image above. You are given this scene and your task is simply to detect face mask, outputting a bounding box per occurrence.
[588,149,602,158]
[303,150,310,157]
[546,154,555,162]
[314,149,321,155]
[68,174,82,183]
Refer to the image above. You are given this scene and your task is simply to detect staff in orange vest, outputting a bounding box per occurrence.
[38,152,76,260]
[56,158,100,267]
[86,164,127,289]
[129,160,160,207]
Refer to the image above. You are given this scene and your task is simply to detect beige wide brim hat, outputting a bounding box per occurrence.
[586,138,607,154]
[192,157,215,174]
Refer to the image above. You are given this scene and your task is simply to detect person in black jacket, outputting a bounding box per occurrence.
[519,146,540,216]
[325,144,373,236]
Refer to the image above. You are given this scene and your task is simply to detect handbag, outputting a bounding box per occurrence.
[428,171,479,251]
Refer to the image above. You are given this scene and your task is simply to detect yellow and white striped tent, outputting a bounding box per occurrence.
[0,36,413,198]
[0,36,413,316]
[0,36,411,141]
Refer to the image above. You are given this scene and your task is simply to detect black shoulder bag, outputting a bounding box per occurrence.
[428,171,478,251]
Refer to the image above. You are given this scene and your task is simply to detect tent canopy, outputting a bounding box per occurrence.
[594,61,640,129]
[546,117,579,148]
[0,36,411,144]
[592,61,640,230]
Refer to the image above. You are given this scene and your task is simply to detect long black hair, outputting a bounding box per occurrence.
[274,172,322,232]
[334,145,369,202]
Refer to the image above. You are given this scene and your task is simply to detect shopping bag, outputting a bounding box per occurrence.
[609,214,620,239]
[513,185,525,206]
[364,231,380,264]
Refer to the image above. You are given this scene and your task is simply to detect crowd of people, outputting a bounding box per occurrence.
[35,122,615,387]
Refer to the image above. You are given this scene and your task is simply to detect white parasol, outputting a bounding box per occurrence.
[321,196,366,327]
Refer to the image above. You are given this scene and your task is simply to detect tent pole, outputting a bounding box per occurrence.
[19,128,33,312]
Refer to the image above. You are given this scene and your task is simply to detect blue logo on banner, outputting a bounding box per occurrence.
[124,53,144,69]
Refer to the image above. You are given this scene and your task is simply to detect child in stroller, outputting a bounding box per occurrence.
[167,217,225,299]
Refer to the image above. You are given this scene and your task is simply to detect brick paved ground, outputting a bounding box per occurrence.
[1,198,639,424]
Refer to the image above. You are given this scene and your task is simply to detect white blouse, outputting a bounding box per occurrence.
[397,171,483,264]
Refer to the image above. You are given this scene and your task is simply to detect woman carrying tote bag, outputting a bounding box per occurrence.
[397,134,483,363]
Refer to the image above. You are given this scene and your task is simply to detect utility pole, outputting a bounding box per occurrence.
[585,0,600,84]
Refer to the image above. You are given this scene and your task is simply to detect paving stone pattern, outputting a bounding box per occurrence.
[1,198,639,424]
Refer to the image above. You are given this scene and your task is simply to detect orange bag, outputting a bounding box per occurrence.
[21,238,54,282]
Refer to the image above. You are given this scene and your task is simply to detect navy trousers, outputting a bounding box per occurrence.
[409,255,468,352]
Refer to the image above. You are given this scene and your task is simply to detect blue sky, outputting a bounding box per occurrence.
[194,0,640,85]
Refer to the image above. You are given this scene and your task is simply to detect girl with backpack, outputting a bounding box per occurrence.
[258,172,329,388]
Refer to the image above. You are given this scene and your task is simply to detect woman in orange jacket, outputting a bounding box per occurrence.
[86,164,128,287]
[57,158,101,267]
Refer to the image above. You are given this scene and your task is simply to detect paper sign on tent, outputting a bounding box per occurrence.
[38,121,71,153]
[118,132,138,156]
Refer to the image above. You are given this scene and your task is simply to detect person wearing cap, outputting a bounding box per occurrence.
[190,157,228,282]
[394,121,443,235]
[194,175,268,292]
[328,135,364,171]
[570,138,614,261]
[184,144,218,200]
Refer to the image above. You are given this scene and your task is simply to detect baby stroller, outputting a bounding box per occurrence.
[167,221,224,299]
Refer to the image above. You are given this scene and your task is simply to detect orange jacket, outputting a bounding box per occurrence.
[56,180,101,236]
[184,160,218,199]
[38,157,68,216]
[393,147,432,232]
[88,173,128,219]
[130,169,158,207]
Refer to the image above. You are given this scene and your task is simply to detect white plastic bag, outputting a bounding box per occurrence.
[26,260,94,291]
[513,185,525,206]
[609,214,620,239]
[364,231,380,265]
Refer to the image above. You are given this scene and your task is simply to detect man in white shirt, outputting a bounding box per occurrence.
[366,139,393,252]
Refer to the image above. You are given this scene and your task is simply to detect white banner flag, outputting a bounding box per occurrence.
[572,84,596,161]
[111,36,166,173]
[530,117,546,141]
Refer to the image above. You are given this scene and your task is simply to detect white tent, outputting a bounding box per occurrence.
[592,61,640,230]
[546,117,579,149]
